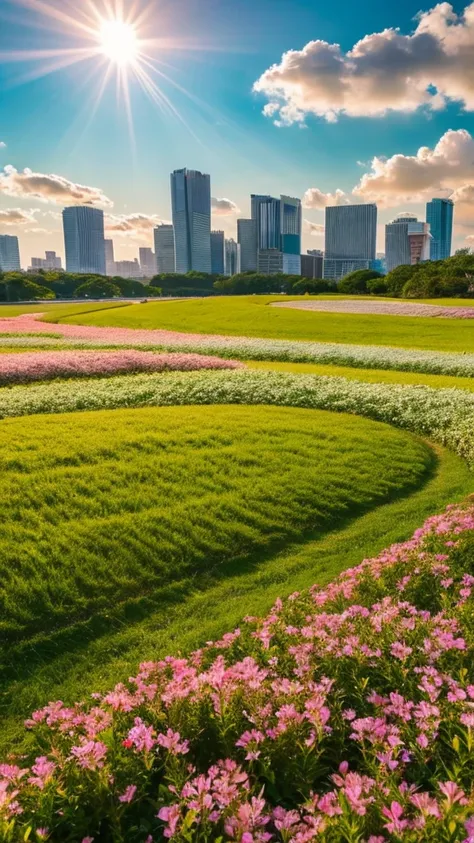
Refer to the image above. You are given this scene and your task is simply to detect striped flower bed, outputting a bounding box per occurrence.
[0,350,243,385]
[1,314,474,377]
[273,299,474,318]
[2,500,474,841]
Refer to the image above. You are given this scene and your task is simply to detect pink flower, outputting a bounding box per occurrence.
[438,781,468,808]
[123,718,155,753]
[382,801,408,834]
[70,740,108,770]
[158,804,181,838]
[28,757,56,790]
[156,729,189,756]
[119,785,137,804]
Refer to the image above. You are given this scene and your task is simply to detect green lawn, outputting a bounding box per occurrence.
[43,296,474,352]
[248,360,474,391]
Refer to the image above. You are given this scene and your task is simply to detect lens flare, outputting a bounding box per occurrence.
[99,19,138,66]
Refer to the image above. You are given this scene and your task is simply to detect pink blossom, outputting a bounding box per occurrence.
[119,785,137,803]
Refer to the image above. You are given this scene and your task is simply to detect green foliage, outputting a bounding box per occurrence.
[366,277,388,295]
[0,274,55,302]
[74,278,122,298]
[337,269,382,294]
[291,278,332,294]
[386,254,474,299]
[214,272,301,295]
[0,405,431,648]
[151,272,217,294]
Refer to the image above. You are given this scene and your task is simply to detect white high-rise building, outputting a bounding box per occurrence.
[225,238,241,276]
[115,259,143,279]
[0,235,21,271]
[237,219,257,272]
[323,203,377,281]
[62,206,106,275]
[154,224,175,274]
[170,169,211,273]
[104,239,116,276]
[139,247,156,277]
[385,216,430,272]
[29,251,62,271]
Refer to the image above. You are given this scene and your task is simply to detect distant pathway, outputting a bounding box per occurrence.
[272,299,474,318]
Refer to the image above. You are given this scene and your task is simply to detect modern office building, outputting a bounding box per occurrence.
[115,259,143,279]
[210,230,225,275]
[62,206,106,275]
[154,224,175,274]
[323,203,377,281]
[301,251,323,279]
[281,195,302,274]
[251,194,302,275]
[170,168,211,273]
[0,234,21,271]
[426,198,453,261]
[139,247,156,277]
[237,219,257,272]
[385,216,430,272]
[224,238,241,276]
[30,251,62,271]
[104,239,116,276]
[257,250,284,274]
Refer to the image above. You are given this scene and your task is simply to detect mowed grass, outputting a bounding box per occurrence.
[46,296,474,352]
[247,360,474,391]
[0,404,432,651]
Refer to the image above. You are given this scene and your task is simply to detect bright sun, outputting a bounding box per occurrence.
[99,19,138,66]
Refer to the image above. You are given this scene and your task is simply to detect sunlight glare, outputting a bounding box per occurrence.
[99,19,138,66]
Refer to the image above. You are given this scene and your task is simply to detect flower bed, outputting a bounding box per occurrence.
[2,500,474,841]
[273,299,474,318]
[0,350,243,385]
[2,314,474,377]
[1,369,474,466]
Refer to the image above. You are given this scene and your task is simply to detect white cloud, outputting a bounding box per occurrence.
[303,218,325,235]
[0,142,6,150]
[0,207,39,226]
[0,165,112,207]
[211,196,240,215]
[303,188,351,209]
[105,213,169,239]
[254,2,474,123]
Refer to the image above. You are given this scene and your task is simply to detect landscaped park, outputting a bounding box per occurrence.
[2,294,474,841]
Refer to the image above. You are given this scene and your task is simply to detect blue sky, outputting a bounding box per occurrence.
[0,0,473,264]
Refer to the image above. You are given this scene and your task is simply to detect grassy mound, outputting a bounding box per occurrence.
[0,405,431,649]
[49,296,474,353]
[3,501,474,842]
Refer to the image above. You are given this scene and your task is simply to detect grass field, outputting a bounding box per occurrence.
[42,296,474,352]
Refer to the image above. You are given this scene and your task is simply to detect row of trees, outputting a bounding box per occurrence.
[337,252,474,298]
[0,271,163,302]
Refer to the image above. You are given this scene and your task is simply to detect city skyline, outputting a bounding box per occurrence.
[1,0,474,266]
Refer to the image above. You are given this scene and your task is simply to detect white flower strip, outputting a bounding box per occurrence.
[1,369,474,465]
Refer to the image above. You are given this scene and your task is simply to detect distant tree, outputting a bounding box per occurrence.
[384,265,420,297]
[338,269,382,295]
[291,278,332,294]
[0,275,55,301]
[366,277,388,295]
[75,278,121,298]
[455,248,473,256]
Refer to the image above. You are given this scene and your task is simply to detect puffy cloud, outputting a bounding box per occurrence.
[211,196,240,215]
[354,129,474,205]
[105,213,169,239]
[0,142,6,149]
[303,187,350,209]
[0,165,112,207]
[254,2,474,123]
[0,207,39,226]
[303,219,325,235]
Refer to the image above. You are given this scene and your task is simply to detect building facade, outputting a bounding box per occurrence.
[62,206,106,275]
[104,239,116,276]
[154,224,175,274]
[237,219,257,272]
[139,247,156,277]
[324,203,377,281]
[251,194,302,275]
[115,259,143,279]
[170,168,211,273]
[426,198,453,261]
[281,195,302,275]
[407,222,431,265]
[224,238,241,276]
[0,234,21,271]
[385,216,430,272]
[210,230,225,275]
[301,252,323,279]
[30,251,62,271]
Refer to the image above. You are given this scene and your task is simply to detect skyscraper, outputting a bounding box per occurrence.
[426,198,453,261]
[385,216,431,272]
[62,206,106,275]
[225,238,241,276]
[139,247,156,277]
[301,252,323,280]
[104,239,116,276]
[323,203,377,281]
[237,219,257,272]
[154,224,175,274]
[210,231,225,275]
[170,168,211,273]
[29,251,62,271]
[0,234,21,271]
[281,195,302,275]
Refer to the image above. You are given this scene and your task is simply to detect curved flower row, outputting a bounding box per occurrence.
[272,299,474,318]
[1,369,474,465]
[2,314,474,377]
[2,500,474,842]
[0,350,243,385]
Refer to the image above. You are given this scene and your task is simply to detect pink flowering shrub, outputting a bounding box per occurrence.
[0,350,243,384]
[2,501,474,841]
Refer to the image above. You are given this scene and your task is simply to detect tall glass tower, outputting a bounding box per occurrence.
[170,169,211,273]
[0,234,21,271]
[62,206,106,275]
[426,198,453,261]
[324,204,377,281]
